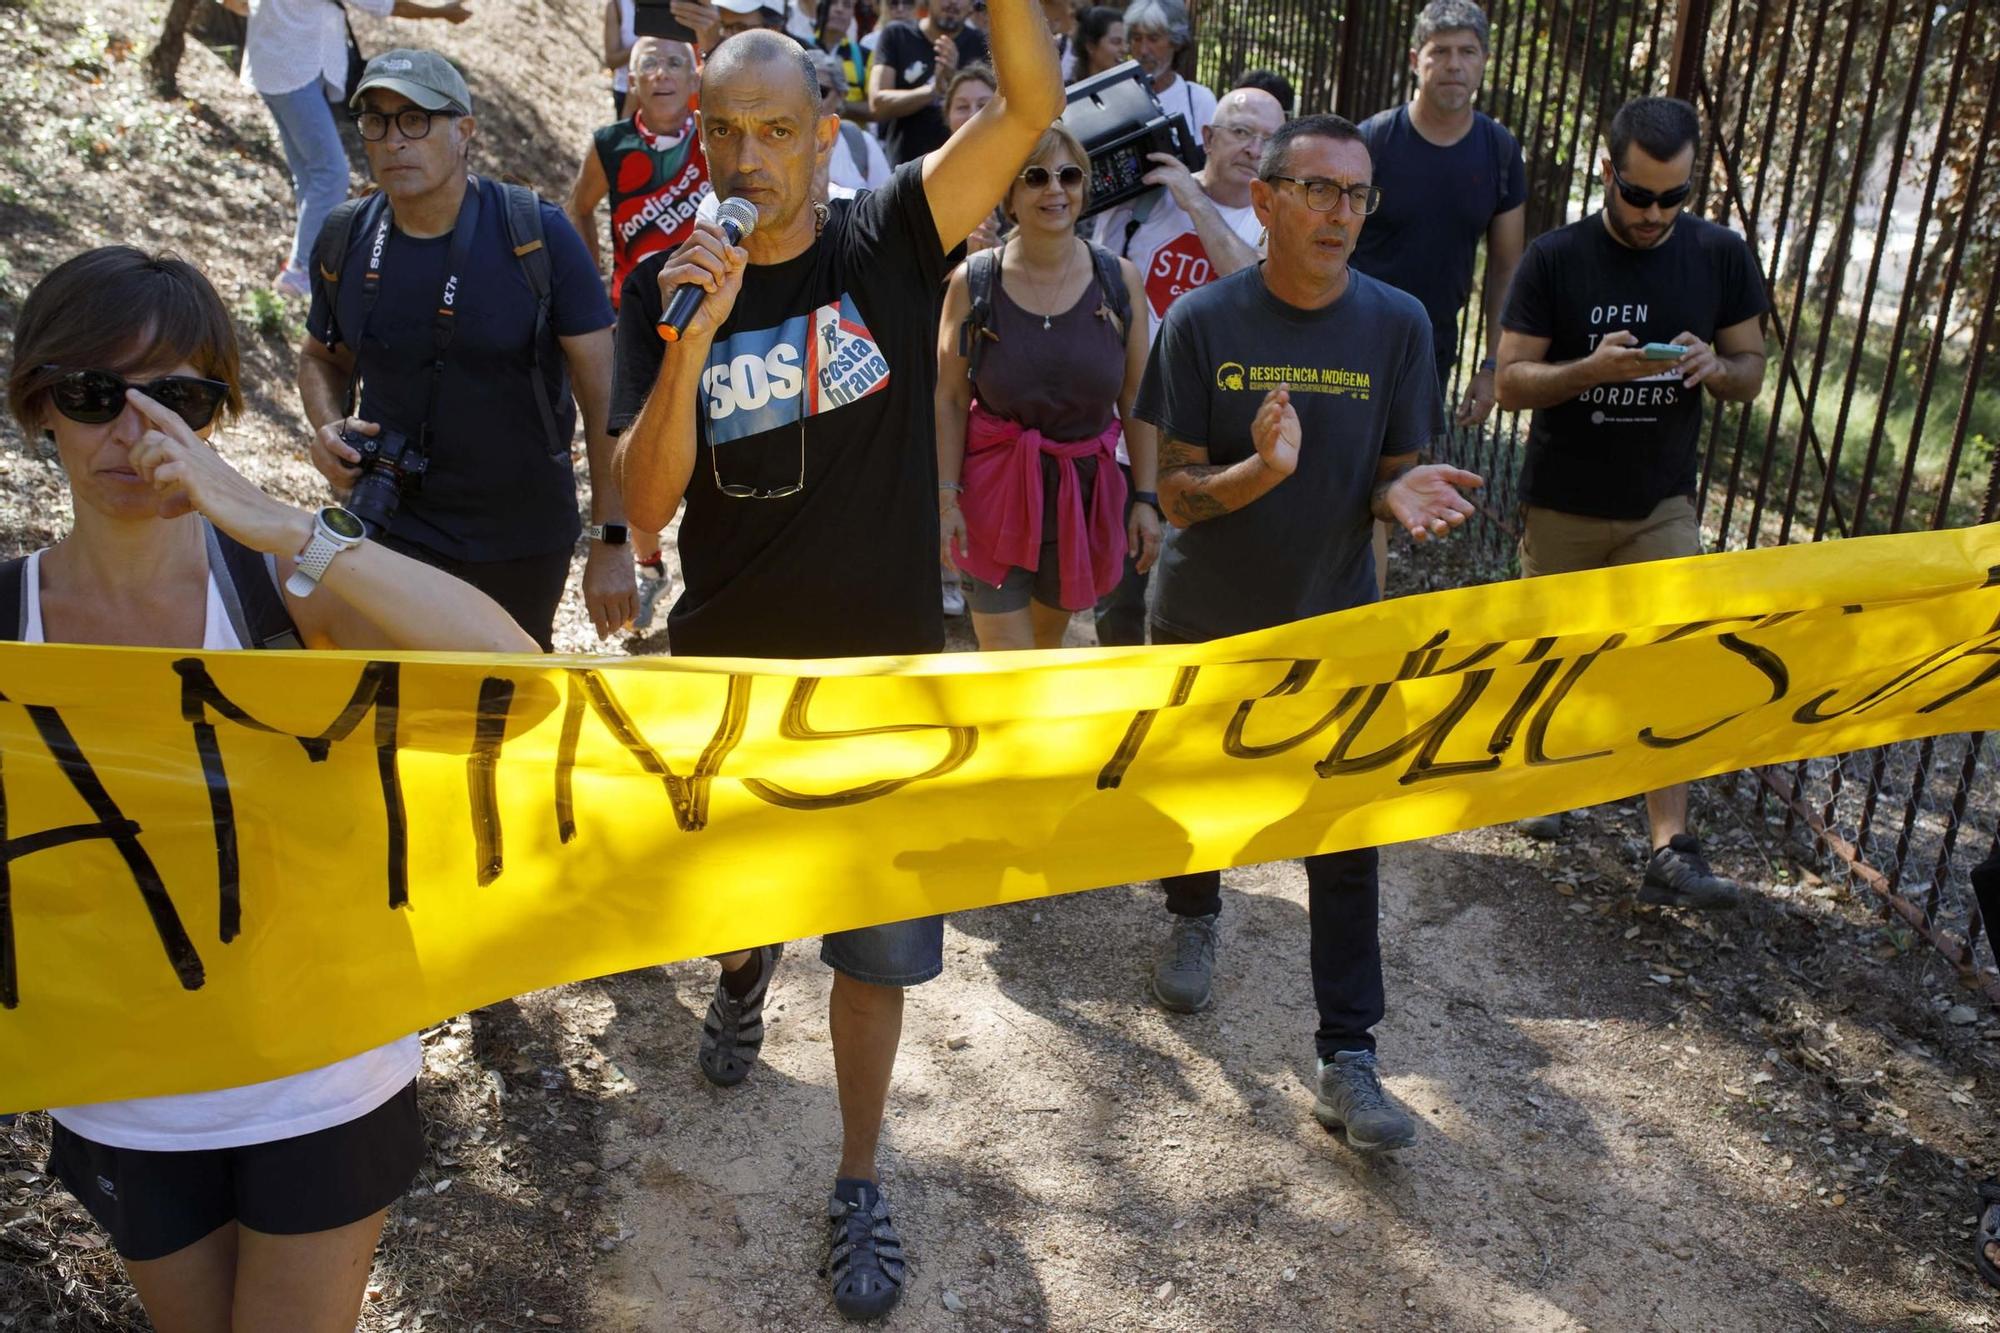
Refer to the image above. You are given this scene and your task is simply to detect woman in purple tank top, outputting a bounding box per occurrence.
[935,123,1161,650]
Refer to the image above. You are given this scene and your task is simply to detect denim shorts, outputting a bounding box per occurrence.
[820,915,945,987]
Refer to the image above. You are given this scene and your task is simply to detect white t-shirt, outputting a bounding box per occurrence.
[612,0,638,94]
[30,548,422,1151]
[1152,74,1217,137]
[243,0,395,98]
[830,123,893,192]
[1091,186,1264,340]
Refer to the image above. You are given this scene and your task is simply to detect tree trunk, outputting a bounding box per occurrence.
[148,0,203,98]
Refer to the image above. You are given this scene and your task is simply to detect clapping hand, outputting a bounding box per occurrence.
[1381,463,1484,542]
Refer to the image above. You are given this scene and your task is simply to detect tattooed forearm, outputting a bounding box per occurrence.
[1169,487,1231,525]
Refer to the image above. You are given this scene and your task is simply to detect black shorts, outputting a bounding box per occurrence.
[47,1081,423,1262]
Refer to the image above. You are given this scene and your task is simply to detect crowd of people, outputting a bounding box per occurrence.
[4,0,1825,1324]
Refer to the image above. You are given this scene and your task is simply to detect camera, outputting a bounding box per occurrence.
[342,426,427,537]
[1060,60,1207,221]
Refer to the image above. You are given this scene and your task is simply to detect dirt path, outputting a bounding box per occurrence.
[581,822,1998,1332]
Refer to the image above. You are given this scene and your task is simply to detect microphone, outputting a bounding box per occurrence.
[657,197,760,344]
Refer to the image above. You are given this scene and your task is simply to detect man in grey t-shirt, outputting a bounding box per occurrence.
[1137,113,1481,1156]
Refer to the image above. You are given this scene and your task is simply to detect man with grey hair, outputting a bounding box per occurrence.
[1088,84,1281,646]
[1124,0,1215,135]
[1352,0,1524,427]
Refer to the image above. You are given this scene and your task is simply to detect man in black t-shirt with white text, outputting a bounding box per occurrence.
[1495,95,1769,910]
[610,19,1062,1321]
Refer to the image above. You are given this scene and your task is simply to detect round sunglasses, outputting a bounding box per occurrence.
[41,366,231,431]
[1020,163,1085,190]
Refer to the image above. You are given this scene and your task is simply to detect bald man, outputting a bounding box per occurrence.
[608,19,1064,1322]
[1090,84,1283,647]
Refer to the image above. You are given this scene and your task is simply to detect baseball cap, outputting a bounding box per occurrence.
[714,0,782,13]
[348,49,474,115]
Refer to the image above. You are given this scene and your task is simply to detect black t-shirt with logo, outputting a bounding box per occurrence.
[1501,213,1768,520]
[1350,105,1526,375]
[1137,266,1444,641]
[608,163,949,658]
[872,20,989,166]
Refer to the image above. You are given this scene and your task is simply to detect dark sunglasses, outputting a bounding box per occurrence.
[41,366,230,430]
[1020,163,1085,189]
[1609,164,1693,211]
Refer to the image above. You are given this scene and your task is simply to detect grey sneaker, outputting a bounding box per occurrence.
[1517,811,1566,840]
[1313,1050,1416,1152]
[1150,911,1217,1012]
[1639,834,1742,910]
[697,943,782,1087]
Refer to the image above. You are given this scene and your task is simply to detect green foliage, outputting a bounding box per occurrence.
[236,287,300,341]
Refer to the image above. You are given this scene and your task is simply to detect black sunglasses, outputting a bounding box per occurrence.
[1020,163,1085,189]
[41,366,230,430]
[1608,164,1693,211]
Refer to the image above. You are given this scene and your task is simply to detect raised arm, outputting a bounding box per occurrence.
[921,0,1066,248]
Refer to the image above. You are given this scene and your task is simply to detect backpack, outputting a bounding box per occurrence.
[956,242,1133,381]
[837,120,871,173]
[312,179,570,458]
[0,520,303,650]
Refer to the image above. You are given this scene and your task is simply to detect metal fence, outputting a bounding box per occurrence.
[1193,0,2000,991]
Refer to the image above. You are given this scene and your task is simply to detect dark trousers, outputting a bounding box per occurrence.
[1093,462,1149,647]
[1152,620,1385,1059]
[378,534,569,652]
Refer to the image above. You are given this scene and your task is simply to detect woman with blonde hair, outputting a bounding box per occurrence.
[936,125,1161,649]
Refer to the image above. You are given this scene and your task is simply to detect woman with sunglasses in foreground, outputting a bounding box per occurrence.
[7,246,534,1331]
[935,124,1161,650]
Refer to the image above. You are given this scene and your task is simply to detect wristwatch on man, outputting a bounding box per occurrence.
[1132,490,1161,513]
[284,505,368,597]
[587,523,629,545]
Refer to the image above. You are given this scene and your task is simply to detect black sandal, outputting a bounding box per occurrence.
[824,1178,906,1321]
[1977,1180,2000,1289]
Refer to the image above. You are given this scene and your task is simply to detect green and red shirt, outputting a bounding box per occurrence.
[591,111,712,308]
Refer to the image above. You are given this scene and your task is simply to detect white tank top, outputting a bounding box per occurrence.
[27,549,422,1150]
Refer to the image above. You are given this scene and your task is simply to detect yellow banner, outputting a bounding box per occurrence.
[4,526,1999,1112]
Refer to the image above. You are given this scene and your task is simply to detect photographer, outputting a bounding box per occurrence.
[297,50,639,649]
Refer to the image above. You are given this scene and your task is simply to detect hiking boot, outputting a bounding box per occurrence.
[1150,911,1217,1013]
[825,1177,906,1321]
[1517,811,1566,841]
[697,943,781,1087]
[1314,1050,1416,1153]
[1639,834,1742,911]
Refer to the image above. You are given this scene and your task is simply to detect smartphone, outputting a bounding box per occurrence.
[1640,342,1688,360]
[633,0,698,43]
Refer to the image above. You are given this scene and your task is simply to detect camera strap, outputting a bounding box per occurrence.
[357,174,483,446]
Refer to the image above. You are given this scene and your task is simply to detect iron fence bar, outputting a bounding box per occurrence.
[1749,0,1866,549]
[1847,0,1971,537]
[1786,0,1907,546]
[1940,256,2000,529]
[1880,34,2000,535]
[1758,767,2000,1005]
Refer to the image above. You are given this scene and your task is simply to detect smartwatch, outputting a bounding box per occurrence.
[587,523,630,546]
[284,505,367,597]
[1132,490,1161,513]
[1479,356,1498,372]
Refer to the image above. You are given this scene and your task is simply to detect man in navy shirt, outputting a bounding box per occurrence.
[1350,1,1525,594]
[298,49,639,650]
[1352,1,1525,423]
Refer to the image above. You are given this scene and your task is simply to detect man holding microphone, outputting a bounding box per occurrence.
[608,11,1062,1321]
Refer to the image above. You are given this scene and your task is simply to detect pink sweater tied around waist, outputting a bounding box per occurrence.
[952,400,1128,612]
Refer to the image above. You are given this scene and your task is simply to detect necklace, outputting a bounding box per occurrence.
[1013,237,1080,331]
